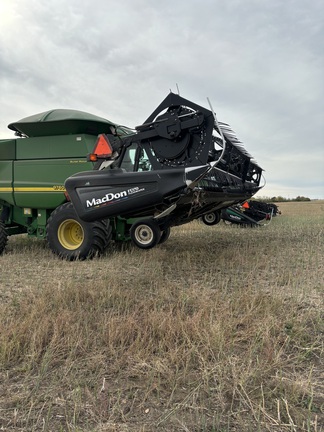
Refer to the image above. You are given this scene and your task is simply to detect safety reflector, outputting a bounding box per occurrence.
[93,134,113,158]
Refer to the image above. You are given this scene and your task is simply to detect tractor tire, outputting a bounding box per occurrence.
[202,211,221,226]
[130,218,161,249]
[46,202,112,260]
[0,221,8,255]
[159,226,171,244]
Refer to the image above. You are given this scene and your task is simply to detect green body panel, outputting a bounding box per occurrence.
[0,110,134,242]
[16,134,98,159]
[0,161,14,205]
[0,139,16,159]
[13,158,93,208]
[0,134,96,208]
[0,132,96,236]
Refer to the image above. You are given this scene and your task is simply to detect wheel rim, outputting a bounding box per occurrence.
[134,224,154,246]
[204,213,216,223]
[57,219,84,250]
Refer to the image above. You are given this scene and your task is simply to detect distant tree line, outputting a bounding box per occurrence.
[254,196,311,203]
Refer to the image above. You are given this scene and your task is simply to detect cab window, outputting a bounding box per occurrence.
[120,145,152,172]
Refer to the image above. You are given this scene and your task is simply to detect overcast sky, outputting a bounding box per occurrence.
[0,0,323,199]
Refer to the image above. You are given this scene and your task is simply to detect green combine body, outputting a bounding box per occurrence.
[0,109,133,258]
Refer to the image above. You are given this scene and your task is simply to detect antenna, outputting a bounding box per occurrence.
[176,83,180,95]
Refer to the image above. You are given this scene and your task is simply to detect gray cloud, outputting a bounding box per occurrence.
[0,0,323,198]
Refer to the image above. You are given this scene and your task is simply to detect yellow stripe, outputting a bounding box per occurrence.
[0,187,66,192]
[15,187,66,192]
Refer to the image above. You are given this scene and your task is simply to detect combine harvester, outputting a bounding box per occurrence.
[0,92,264,259]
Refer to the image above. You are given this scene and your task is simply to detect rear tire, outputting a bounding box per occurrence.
[0,221,8,255]
[130,219,161,249]
[46,202,111,260]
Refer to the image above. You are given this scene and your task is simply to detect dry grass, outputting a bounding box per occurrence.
[0,201,323,431]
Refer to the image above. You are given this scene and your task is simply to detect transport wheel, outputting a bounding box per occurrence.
[0,221,8,255]
[46,202,111,260]
[159,226,171,244]
[130,219,161,249]
[202,211,221,226]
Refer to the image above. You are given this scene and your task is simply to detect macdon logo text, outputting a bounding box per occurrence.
[85,187,145,208]
[86,191,127,207]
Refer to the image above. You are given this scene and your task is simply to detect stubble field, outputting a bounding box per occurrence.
[0,201,323,431]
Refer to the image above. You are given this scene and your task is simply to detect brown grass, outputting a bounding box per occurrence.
[0,201,323,431]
